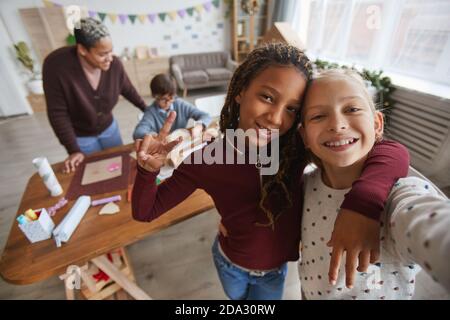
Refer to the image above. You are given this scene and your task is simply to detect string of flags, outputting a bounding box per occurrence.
[42,0,221,24]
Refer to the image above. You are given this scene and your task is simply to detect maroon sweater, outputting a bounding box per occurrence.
[132,139,409,270]
[43,46,147,154]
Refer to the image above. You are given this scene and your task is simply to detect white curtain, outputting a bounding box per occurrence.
[290,0,450,86]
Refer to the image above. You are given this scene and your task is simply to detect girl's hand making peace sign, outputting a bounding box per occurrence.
[135,111,183,172]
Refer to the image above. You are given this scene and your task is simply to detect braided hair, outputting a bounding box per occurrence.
[220,42,313,229]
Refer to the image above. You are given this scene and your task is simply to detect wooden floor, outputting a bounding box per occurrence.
[0,88,448,300]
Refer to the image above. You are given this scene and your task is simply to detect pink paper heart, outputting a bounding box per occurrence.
[107,162,121,172]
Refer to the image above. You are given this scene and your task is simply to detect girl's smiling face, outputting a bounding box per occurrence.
[300,76,384,168]
[235,65,307,146]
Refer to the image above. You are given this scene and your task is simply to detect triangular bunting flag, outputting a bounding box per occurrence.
[128,14,137,24]
[212,0,220,9]
[186,7,195,16]
[148,13,157,23]
[137,14,146,24]
[72,3,218,27]
[118,14,127,24]
[158,13,167,22]
[98,12,107,22]
[168,11,177,21]
[108,13,118,24]
[43,0,53,8]
[195,4,203,14]
[203,2,212,12]
[177,9,187,19]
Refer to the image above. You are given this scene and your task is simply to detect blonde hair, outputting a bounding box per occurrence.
[312,68,377,113]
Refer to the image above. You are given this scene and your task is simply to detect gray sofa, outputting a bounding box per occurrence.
[170,51,238,97]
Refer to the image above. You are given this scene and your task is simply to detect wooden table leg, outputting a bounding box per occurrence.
[91,255,152,300]
[64,279,76,300]
[79,264,96,293]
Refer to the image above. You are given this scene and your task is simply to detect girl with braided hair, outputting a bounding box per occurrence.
[132,43,409,299]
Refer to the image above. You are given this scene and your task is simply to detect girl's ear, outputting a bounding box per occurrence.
[298,124,309,148]
[374,111,384,138]
[235,92,242,104]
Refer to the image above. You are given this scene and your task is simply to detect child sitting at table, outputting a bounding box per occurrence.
[133,73,212,140]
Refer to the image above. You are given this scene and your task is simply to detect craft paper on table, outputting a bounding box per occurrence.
[53,195,91,247]
[65,151,130,200]
[81,156,122,185]
[99,202,120,215]
[158,165,175,180]
[165,128,207,169]
[129,151,137,160]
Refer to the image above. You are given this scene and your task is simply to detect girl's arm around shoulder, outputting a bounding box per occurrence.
[341,139,410,220]
[327,140,409,288]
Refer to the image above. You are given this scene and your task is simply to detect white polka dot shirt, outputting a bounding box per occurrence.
[299,168,450,299]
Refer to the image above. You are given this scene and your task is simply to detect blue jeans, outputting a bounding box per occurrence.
[76,119,123,155]
[212,236,288,300]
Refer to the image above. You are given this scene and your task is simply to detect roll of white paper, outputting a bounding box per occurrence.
[53,195,91,247]
[32,157,63,196]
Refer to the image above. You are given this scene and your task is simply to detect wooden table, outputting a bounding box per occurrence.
[0,144,214,298]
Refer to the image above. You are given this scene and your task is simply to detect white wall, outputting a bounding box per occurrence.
[0,0,231,116]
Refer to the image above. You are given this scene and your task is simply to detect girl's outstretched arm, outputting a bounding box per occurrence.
[388,177,450,293]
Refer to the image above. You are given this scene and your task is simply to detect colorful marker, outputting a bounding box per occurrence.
[91,195,122,206]
[24,209,38,221]
[17,215,30,225]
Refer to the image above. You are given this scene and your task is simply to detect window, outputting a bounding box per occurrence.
[293,0,450,87]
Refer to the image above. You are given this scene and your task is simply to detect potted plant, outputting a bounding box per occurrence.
[14,41,44,95]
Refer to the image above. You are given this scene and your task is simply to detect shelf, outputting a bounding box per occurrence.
[232,0,272,63]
